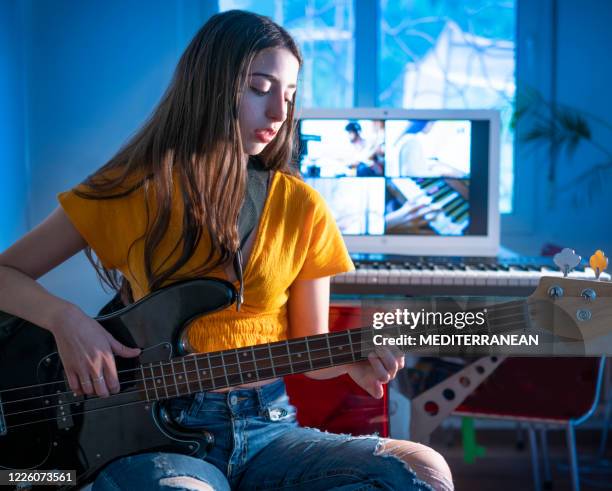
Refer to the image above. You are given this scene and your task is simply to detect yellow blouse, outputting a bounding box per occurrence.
[58,171,354,353]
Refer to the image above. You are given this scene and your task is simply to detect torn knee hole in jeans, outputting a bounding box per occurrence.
[373,439,454,491]
[374,439,423,460]
[158,476,215,491]
[265,407,292,421]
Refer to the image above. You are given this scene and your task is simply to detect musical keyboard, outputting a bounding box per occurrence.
[389,177,469,236]
[331,255,612,296]
[412,177,469,235]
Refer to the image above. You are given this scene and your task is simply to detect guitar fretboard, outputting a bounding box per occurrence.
[139,330,361,401]
[138,298,528,401]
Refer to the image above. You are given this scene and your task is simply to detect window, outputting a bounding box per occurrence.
[219,0,516,212]
[379,0,516,212]
[219,0,355,108]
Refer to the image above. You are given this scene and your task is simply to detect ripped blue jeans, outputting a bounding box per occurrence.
[92,379,433,490]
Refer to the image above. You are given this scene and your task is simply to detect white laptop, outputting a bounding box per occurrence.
[296,109,501,257]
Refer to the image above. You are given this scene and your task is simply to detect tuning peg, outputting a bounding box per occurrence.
[553,248,581,277]
[589,250,608,280]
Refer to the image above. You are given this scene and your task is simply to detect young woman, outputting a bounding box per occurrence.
[0,10,453,491]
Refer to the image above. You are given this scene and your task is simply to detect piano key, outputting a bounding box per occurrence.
[454,210,469,224]
[377,269,390,284]
[341,270,357,284]
[334,271,347,284]
[431,269,445,285]
[355,269,369,284]
[366,269,380,284]
[448,202,469,220]
[442,270,459,285]
[431,187,454,202]
[388,269,401,284]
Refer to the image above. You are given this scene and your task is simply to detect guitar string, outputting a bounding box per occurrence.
[2,323,519,418]
[14,329,493,436]
[0,304,528,411]
[0,302,526,403]
[1,344,512,429]
[2,317,531,421]
[0,299,526,398]
[1,339,524,427]
[6,398,181,432]
[1,315,528,421]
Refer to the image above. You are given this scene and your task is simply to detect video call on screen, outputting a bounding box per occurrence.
[298,118,481,237]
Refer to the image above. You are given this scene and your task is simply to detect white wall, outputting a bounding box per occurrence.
[505,0,612,260]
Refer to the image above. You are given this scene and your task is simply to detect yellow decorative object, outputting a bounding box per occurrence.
[589,250,608,279]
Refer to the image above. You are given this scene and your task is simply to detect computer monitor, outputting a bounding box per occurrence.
[296,108,500,257]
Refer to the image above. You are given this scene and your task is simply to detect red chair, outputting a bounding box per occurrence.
[453,357,608,491]
[286,304,389,437]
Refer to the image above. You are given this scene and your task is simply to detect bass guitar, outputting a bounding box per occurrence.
[1,275,611,488]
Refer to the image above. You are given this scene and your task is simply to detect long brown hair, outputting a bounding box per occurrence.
[75,10,302,299]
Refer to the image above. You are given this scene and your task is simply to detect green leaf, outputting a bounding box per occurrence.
[522,123,554,143]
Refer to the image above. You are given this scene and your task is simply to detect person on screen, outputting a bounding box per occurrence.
[370,119,386,174]
[0,10,453,491]
[396,120,464,177]
[345,121,384,177]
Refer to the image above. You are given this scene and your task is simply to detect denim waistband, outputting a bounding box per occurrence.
[170,378,289,419]
[204,378,286,406]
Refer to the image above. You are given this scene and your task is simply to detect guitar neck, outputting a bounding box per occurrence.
[139,299,529,402]
[140,328,365,400]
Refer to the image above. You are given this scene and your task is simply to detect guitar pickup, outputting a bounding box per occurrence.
[55,372,84,430]
[55,392,77,430]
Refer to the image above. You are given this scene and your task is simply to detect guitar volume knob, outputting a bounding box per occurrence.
[548,285,564,299]
[576,309,592,321]
[581,288,596,302]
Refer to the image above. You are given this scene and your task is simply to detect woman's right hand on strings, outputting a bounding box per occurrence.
[0,207,139,398]
[51,306,141,398]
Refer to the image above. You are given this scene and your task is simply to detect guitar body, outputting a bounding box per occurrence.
[0,278,236,487]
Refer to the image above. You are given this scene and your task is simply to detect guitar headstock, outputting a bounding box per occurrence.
[531,276,612,302]
[528,273,612,342]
